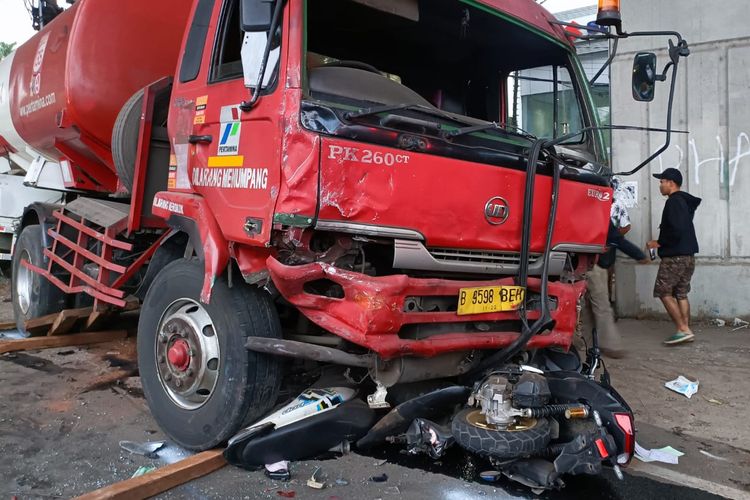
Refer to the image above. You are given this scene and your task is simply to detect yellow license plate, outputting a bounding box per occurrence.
[457,286,525,316]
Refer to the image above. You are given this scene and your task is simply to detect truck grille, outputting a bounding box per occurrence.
[426,247,541,266]
[392,239,566,276]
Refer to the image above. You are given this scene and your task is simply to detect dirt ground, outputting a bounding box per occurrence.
[1,273,749,498]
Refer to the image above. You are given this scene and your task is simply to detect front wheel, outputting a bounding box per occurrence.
[452,408,551,459]
[137,258,282,450]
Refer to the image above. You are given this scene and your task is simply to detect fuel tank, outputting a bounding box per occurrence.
[0,0,191,191]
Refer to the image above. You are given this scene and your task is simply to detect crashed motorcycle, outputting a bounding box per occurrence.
[225,311,634,492]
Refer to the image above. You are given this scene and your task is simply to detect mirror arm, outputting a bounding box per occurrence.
[240,0,286,112]
[590,37,619,85]
[612,49,681,176]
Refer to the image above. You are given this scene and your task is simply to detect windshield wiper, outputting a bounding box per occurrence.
[445,122,536,142]
[344,103,464,124]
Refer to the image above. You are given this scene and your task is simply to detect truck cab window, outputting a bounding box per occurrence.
[211,0,243,81]
[507,65,584,141]
[211,0,281,87]
[302,0,598,162]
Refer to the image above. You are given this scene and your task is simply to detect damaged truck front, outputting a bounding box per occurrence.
[7,0,688,492]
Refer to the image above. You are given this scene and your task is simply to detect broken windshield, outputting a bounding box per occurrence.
[302,0,599,160]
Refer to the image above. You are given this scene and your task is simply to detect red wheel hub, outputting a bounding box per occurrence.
[167,339,191,371]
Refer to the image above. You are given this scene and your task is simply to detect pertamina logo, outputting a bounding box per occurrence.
[218,121,241,156]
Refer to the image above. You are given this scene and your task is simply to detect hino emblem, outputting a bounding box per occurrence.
[484,196,509,225]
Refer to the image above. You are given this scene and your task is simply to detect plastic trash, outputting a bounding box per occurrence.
[480,470,502,482]
[665,376,699,399]
[711,318,726,327]
[731,318,749,331]
[306,467,326,489]
[119,440,166,459]
[634,442,684,464]
[131,465,156,478]
[369,473,388,483]
[699,450,728,461]
[265,461,291,481]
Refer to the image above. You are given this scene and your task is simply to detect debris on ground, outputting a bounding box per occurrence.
[306,466,326,489]
[635,442,684,464]
[334,478,349,486]
[711,318,726,327]
[665,376,699,398]
[156,443,193,465]
[699,450,728,461]
[731,318,749,331]
[265,461,291,481]
[479,471,502,482]
[373,459,388,466]
[370,473,389,483]
[119,440,166,459]
[276,490,296,498]
[702,396,725,405]
[131,465,156,478]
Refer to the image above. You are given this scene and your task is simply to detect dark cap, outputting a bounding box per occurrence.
[653,167,682,186]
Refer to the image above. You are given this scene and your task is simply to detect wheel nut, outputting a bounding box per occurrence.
[189,349,196,357]
[158,355,166,363]
[159,334,168,344]
[164,373,172,381]
[187,369,194,376]
[175,380,182,388]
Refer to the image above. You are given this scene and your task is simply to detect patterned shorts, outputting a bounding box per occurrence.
[653,256,696,299]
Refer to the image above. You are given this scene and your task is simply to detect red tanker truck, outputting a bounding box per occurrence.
[1,0,688,491]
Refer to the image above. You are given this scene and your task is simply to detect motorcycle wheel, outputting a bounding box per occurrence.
[452,408,551,458]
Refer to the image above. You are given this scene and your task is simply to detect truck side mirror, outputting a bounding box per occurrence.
[632,52,657,102]
[240,0,273,32]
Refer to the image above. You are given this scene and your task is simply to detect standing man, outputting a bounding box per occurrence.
[583,180,646,359]
[647,168,701,345]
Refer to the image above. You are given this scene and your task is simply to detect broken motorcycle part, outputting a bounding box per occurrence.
[224,399,376,468]
[405,418,454,459]
[357,385,470,449]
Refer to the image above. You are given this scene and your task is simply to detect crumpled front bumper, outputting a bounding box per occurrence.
[267,257,585,359]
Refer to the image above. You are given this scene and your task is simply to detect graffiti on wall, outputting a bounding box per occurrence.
[653,132,750,187]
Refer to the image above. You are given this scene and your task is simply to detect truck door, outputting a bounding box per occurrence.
[186,0,284,245]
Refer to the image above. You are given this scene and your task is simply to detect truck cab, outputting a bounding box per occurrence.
[156,0,611,360]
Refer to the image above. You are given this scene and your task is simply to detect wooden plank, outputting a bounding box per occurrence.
[74,450,226,500]
[0,321,17,331]
[0,330,127,355]
[48,307,94,336]
[84,309,111,332]
[23,311,61,335]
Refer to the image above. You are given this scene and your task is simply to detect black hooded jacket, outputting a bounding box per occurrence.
[658,191,701,257]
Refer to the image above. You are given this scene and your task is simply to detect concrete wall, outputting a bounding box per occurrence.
[610,1,750,318]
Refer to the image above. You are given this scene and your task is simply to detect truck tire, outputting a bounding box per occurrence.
[11,225,66,335]
[137,259,282,450]
[452,408,551,459]
[112,89,144,194]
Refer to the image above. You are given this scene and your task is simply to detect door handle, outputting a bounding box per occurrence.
[188,134,213,144]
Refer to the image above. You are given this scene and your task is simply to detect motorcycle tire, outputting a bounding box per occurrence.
[451,408,551,459]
